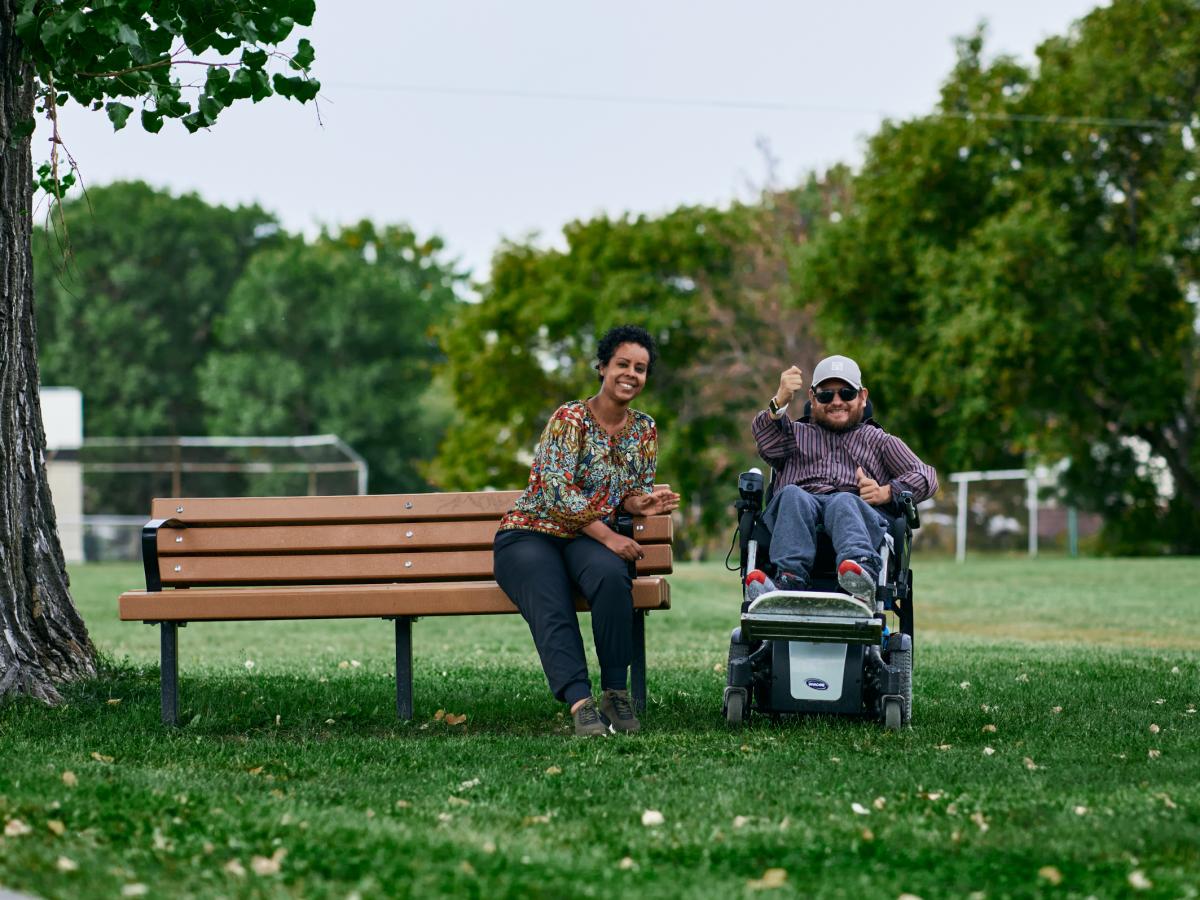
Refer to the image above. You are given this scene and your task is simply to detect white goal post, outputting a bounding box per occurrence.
[949,462,1076,562]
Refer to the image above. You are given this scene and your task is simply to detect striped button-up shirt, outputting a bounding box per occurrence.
[751,410,938,504]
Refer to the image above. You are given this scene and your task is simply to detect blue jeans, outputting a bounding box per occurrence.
[763,486,888,583]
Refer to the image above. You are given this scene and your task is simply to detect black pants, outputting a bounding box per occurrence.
[493,529,633,706]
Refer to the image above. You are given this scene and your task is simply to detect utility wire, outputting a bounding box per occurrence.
[326,81,1186,131]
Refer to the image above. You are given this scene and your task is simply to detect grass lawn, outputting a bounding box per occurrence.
[2,556,1198,898]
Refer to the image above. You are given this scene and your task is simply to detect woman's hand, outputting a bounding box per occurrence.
[624,487,681,516]
[605,532,645,562]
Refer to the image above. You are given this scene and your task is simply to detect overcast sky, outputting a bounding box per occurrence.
[42,1,1102,278]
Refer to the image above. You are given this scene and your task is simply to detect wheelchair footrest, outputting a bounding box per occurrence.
[741,590,881,645]
[740,613,882,645]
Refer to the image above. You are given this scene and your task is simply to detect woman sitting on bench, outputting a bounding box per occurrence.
[493,325,680,736]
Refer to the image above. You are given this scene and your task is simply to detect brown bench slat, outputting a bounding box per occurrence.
[119,577,671,621]
[151,486,673,526]
[158,515,674,555]
[159,544,673,586]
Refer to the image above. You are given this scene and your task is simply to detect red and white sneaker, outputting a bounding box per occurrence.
[837,559,877,603]
[744,569,777,602]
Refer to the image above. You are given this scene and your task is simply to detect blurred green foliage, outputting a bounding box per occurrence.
[802,0,1199,552]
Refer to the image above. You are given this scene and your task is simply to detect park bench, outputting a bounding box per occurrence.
[117,490,674,725]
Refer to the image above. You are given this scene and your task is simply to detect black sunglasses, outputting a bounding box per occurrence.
[812,386,860,404]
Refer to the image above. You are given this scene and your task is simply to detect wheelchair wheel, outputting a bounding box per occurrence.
[724,688,747,727]
[892,647,913,724]
[883,697,902,731]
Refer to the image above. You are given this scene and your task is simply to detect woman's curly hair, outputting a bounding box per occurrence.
[595,325,658,382]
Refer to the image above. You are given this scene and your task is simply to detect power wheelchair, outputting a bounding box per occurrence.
[722,400,921,731]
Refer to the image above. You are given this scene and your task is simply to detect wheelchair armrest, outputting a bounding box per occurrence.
[898,491,920,529]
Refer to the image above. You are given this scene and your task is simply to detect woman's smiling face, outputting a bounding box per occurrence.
[599,342,650,403]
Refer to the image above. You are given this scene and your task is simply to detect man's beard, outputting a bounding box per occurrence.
[813,405,864,433]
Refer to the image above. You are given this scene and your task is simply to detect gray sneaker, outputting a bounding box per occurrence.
[837,558,878,604]
[599,689,641,733]
[572,698,609,736]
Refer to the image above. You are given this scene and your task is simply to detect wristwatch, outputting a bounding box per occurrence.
[768,396,788,416]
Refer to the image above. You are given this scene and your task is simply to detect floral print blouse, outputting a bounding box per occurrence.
[498,400,658,538]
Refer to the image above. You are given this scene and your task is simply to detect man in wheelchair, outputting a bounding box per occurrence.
[723,355,938,729]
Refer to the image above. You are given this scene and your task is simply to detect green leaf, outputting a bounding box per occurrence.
[106,101,134,131]
[291,38,315,71]
[141,108,164,133]
[272,73,319,103]
[241,47,268,69]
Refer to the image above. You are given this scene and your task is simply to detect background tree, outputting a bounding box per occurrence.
[1,0,319,702]
[200,222,463,494]
[432,184,847,546]
[34,181,279,437]
[801,0,1200,552]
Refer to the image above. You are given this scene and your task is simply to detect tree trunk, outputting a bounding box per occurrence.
[0,1,96,702]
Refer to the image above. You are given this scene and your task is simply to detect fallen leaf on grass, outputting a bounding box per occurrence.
[325,718,335,725]
[1155,793,1177,809]
[61,770,77,787]
[1169,666,1180,675]
[107,699,122,706]
[482,840,497,854]
[1037,866,1063,886]
[851,803,870,816]
[982,747,996,756]
[121,884,148,897]
[224,859,246,877]
[544,766,562,776]
[1153,698,1165,705]
[395,800,410,809]
[1015,673,1029,683]
[365,809,375,819]
[338,661,350,669]
[641,809,665,827]
[445,713,467,726]
[934,744,952,751]
[1074,806,1089,816]
[713,663,723,673]
[434,709,446,721]
[56,856,78,872]
[1051,706,1063,714]
[873,797,886,810]
[919,791,943,802]
[898,894,924,900]
[618,857,636,870]
[459,778,481,790]
[981,724,996,733]
[1148,723,1160,734]
[437,813,453,824]
[244,660,255,671]
[733,815,750,828]
[350,660,361,668]
[1186,707,1196,715]
[1128,871,1152,890]
[1148,749,1161,759]
[90,752,114,763]
[1023,757,1038,771]
[447,796,470,807]
[523,814,551,826]
[4,819,31,837]
[970,811,989,832]
[47,819,66,836]
[861,828,875,841]
[247,766,264,776]
[747,868,787,890]
[251,849,287,876]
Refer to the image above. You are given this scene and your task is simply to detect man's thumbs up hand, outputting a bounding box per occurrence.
[856,466,892,507]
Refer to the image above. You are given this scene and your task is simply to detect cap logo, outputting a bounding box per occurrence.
[831,361,844,372]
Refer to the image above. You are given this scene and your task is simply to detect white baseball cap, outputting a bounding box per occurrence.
[811,355,863,390]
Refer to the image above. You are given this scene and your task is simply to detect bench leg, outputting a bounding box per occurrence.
[161,622,179,726]
[395,617,414,720]
[631,610,647,712]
